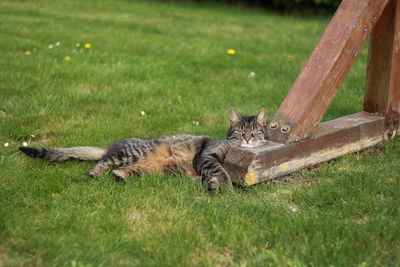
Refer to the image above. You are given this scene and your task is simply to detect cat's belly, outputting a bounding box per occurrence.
[132,142,199,179]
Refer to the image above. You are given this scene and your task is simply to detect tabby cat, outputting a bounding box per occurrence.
[19,109,268,193]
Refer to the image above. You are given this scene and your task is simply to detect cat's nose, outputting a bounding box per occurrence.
[243,134,251,142]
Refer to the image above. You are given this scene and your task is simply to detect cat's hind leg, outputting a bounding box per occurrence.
[87,158,114,178]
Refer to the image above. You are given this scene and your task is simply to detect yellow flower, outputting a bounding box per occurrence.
[84,43,92,49]
[227,49,236,55]
[64,56,71,61]
[24,50,31,55]
[287,54,294,59]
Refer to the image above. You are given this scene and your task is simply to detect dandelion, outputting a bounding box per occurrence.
[4,142,9,148]
[140,111,146,116]
[24,50,31,55]
[48,44,54,49]
[248,72,256,78]
[64,56,71,61]
[227,49,236,55]
[84,43,92,49]
[22,141,28,147]
[55,41,61,46]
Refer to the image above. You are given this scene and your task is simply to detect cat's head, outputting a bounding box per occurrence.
[227,109,268,147]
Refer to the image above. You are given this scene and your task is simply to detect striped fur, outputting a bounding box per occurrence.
[19,109,268,193]
[19,147,106,161]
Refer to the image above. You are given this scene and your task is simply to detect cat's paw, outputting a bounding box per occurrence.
[111,170,127,184]
[86,170,98,178]
[207,177,220,194]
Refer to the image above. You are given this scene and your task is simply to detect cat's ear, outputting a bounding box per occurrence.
[229,109,241,125]
[256,108,267,126]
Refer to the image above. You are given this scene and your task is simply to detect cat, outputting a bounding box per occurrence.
[19,109,268,193]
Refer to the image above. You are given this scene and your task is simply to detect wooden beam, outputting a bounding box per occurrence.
[267,0,390,144]
[224,112,388,185]
[364,0,400,136]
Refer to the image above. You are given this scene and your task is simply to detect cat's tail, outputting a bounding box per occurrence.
[19,146,106,162]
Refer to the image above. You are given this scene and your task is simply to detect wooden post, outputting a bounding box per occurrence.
[267,0,390,144]
[364,0,400,137]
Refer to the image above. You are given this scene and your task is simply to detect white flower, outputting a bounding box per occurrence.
[4,142,9,148]
[248,72,256,78]
[76,43,80,47]
[55,42,61,46]
[22,141,28,147]
[30,134,35,138]
[48,44,54,49]
[140,111,146,116]
[192,121,199,125]
[290,207,297,213]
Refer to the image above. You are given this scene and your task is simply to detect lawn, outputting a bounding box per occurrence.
[0,0,399,266]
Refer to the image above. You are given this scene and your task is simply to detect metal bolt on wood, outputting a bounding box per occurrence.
[269,122,278,130]
[280,125,290,133]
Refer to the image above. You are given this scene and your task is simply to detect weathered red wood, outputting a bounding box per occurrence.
[364,0,400,136]
[268,0,390,144]
[225,112,387,185]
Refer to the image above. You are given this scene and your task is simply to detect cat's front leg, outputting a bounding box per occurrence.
[207,177,221,194]
[196,155,233,194]
[203,169,233,194]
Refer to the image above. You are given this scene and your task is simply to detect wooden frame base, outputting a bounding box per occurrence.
[224,112,397,185]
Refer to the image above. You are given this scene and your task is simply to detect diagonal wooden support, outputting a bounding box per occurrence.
[224,0,400,185]
[267,0,390,144]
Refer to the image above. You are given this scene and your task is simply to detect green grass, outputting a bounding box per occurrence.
[1,0,399,266]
